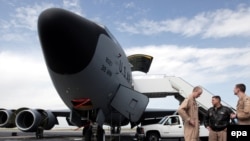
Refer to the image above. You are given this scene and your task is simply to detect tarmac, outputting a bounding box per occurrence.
[0,128,182,141]
[0,128,139,141]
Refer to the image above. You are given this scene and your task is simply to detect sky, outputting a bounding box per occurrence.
[0,0,250,114]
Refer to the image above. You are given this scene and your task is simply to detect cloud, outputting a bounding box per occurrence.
[0,19,11,29]
[0,2,56,43]
[125,45,250,85]
[124,2,135,9]
[11,1,83,31]
[11,3,56,31]
[1,33,26,42]
[117,4,250,38]
[203,5,250,38]
[0,51,66,109]
[0,1,84,43]
[63,0,83,16]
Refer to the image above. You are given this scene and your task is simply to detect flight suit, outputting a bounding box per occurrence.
[178,95,199,141]
[237,95,250,125]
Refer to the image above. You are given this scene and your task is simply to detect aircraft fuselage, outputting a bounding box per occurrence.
[38,8,134,126]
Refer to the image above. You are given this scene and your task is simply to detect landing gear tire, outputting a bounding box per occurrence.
[116,126,121,134]
[111,126,115,134]
[97,126,105,141]
[36,127,44,139]
[110,126,121,134]
[83,126,92,141]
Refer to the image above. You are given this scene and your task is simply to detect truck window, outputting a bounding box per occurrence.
[159,116,168,124]
[165,116,180,125]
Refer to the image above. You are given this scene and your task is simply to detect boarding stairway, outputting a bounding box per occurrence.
[132,75,235,116]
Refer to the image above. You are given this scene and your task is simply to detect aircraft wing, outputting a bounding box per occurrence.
[0,108,72,131]
[51,109,70,117]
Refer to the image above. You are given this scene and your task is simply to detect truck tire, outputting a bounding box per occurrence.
[147,132,159,141]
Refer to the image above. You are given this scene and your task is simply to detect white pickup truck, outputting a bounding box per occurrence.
[142,115,208,141]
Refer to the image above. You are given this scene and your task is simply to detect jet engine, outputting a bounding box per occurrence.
[0,109,16,128]
[15,109,58,132]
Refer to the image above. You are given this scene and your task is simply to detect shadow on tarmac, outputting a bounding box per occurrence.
[0,129,136,141]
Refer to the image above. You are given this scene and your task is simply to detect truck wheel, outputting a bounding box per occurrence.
[147,132,159,141]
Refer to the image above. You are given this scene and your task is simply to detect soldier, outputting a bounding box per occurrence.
[177,86,203,141]
[205,96,234,141]
[231,83,250,125]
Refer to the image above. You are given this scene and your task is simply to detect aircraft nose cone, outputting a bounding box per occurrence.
[38,8,108,74]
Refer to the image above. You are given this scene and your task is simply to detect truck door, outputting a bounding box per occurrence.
[162,115,183,137]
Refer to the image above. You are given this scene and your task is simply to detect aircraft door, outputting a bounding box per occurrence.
[111,85,149,122]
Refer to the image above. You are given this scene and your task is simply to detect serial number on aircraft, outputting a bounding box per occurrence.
[100,57,113,77]
[101,65,112,77]
[100,57,131,83]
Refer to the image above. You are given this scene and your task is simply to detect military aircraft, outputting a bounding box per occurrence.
[0,8,154,140]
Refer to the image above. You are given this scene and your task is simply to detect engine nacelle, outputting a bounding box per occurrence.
[15,109,58,132]
[0,109,16,128]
